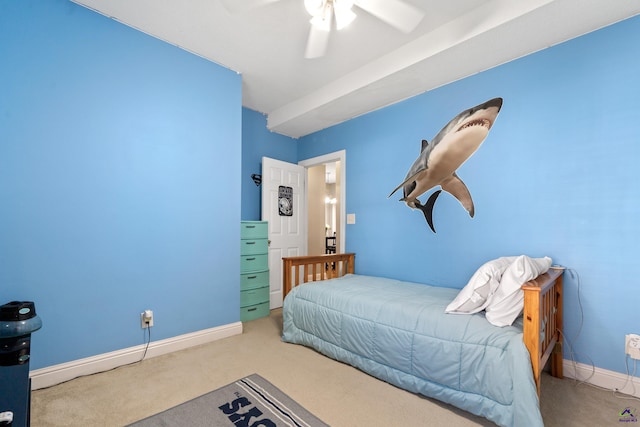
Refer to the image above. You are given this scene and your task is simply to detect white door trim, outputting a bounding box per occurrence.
[299,150,346,254]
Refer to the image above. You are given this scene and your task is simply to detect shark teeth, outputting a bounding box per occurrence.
[458,118,491,131]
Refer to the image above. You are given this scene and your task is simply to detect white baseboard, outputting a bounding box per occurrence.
[29,328,639,397]
[30,322,243,390]
[563,358,640,398]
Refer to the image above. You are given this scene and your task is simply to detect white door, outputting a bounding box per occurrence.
[261,157,306,308]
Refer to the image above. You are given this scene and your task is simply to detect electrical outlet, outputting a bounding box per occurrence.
[140,309,154,329]
[625,334,640,360]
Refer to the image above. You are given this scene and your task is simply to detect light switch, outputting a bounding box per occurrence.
[347,213,356,224]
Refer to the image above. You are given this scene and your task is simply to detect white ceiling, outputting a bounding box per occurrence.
[72,0,640,138]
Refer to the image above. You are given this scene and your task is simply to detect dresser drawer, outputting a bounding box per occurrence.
[240,254,268,273]
[240,270,269,290]
[240,286,269,307]
[240,221,268,239]
[240,301,270,322]
[240,238,268,256]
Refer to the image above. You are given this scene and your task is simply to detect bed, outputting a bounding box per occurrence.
[281,253,563,427]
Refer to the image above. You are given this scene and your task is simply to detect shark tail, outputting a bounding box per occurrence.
[416,190,442,233]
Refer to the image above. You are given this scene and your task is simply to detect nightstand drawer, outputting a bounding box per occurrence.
[240,302,270,322]
[240,238,268,256]
[240,286,269,307]
[240,221,268,239]
[240,254,268,273]
[241,270,269,290]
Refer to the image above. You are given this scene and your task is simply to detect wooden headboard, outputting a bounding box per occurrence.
[522,267,564,396]
[282,253,355,298]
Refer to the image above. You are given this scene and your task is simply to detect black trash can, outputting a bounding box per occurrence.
[0,301,43,427]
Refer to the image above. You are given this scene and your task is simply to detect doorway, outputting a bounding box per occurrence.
[307,161,340,256]
[299,150,346,256]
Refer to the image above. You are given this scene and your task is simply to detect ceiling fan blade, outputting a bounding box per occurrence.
[304,23,331,59]
[354,0,424,33]
[220,0,281,14]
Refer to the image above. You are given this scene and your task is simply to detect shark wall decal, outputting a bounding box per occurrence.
[389,97,503,232]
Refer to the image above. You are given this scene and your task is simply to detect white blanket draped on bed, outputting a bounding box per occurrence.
[282,274,543,427]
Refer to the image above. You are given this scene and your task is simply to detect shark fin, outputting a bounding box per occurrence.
[389,140,434,198]
[440,174,475,217]
[416,190,441,232]
[388,174,418,198]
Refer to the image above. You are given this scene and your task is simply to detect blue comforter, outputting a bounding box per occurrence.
[282,274,543,427]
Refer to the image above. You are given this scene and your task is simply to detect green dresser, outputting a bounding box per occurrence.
[240,221,270,321]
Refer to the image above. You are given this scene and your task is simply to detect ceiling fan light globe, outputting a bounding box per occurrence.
[304,0,325,16]
[335,8,356,30]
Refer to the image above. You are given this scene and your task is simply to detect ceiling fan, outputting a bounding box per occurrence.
[221,0,425,58]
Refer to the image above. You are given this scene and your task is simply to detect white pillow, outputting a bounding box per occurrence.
[485,255,552,327]
[445,257,517,314]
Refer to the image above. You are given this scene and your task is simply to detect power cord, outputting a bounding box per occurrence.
[140,319,152,362]
[614,357,638,400]
[565,268,584,346]
[558,267,639,401]
[35,317,153,390]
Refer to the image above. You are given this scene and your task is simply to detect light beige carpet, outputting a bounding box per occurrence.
[31,310,633,426]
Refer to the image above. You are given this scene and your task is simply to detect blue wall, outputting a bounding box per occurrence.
[0,0,242,369]
[241,108,297,220]
[1,0,637,381]
[298,16,640,376]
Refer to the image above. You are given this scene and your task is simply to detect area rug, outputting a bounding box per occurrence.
[126,374,329,427]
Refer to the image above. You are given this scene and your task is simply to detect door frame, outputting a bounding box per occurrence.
[299,150,346,254]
